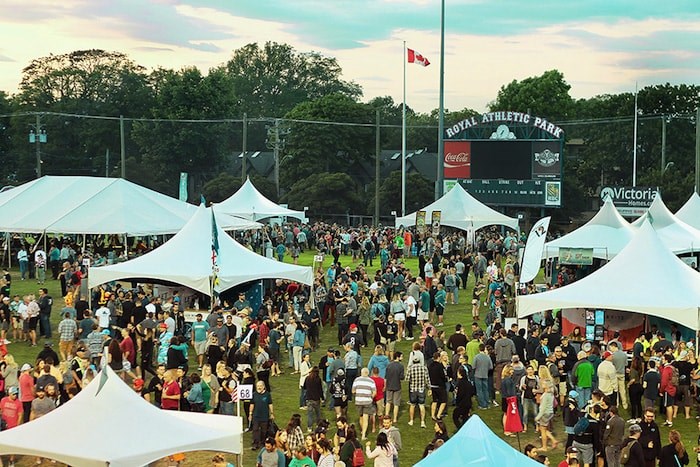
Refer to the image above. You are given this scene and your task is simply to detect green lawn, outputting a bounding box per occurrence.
[2,251,695,466]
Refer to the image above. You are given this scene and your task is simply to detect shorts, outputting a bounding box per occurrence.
[536,412,554,427]
[194,340,207,356]
[431,387,447,404]
[386,390,401,407]
[28,316,38,331]
[417,311,429,322]
[334,397,348,409]
[393,313,405,322]
[435,304,444,316]
[409,391,426,405]
[357,404,375,416]
[386,340,396,353]
[269,348,280,362]
[572,441,594,465]
[12,317,22,330]
[664,392,676,407]
[679,385,692,408]
[375,399,385,415]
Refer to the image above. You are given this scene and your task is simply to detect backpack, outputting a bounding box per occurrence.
[351,440,365,467]
[670,365,680,388]
[620,439,637,465]
[573,416,589,436]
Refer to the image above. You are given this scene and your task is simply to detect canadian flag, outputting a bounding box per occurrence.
[407,48,430,67]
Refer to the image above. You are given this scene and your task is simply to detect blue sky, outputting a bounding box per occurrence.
[0,0,698,113]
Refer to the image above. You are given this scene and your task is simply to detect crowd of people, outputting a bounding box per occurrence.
[0,225,697,467]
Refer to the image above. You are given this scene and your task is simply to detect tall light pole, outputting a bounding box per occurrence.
[436,0,446,200]
[266,119,289,199]
[29,113,47,178]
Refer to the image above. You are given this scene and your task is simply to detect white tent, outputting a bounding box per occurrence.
[0,366,243,467]
[676,192,700,230]
[214,177,305,221]
[632,193,700,254]
[0,175,259,235]
[395,183,519,231]
[543,197,635,260]
[517,221,700,330]
[89,204,313,295]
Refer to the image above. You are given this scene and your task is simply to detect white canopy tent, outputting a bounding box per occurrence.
[543,197,635,260]
[0,366,243,467]
[89,204,313,295]
[214,177,305,221]
[0,175,259,235]
[395,183,519,231]
[517,221,700,331]
[631,193,700,254]
[676,192,700,230]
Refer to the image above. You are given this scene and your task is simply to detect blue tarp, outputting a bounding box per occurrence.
[415,415,543,467]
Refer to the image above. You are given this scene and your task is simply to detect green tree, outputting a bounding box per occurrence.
[490,70,575,120]
[282,172,362,216]
[220,42,361,118]
[281,94,374,189]
[130,67,237,196]
[366,171,434,216]
[202,173,242,203]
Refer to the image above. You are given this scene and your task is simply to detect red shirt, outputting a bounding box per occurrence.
[371,376,385,402]
[120,336,136,365]
[161,380,180,410]
[0,396,23,428]
[19,373,35,403]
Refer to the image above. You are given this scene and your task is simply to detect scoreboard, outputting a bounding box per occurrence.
[443,112,564,208]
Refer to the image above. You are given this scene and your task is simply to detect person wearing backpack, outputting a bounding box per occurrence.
[659,354,678,427]
[339,425,364,467]
[572,404,602,467]
[619,423,645,466]
[658,429,689,467]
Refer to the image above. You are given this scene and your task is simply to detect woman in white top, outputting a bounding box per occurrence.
[365,432,396,467]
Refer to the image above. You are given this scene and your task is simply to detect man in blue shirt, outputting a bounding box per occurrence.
[190,313,210,370]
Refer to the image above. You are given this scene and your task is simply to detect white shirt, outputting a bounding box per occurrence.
[34,250,46,267]
[145,303,156,315]
[18,302,29,319]
[403,296,417,318]
[95,306,111,328]
[424,263,433,278]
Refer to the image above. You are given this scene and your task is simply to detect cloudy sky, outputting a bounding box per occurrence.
[0,0,698,114]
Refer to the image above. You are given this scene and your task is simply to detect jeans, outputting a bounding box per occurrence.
[219,401,234,415]
[37,266,46,283]
[40,314,52,338]
[605,445,621,467]
[475,378,489,408]
[453,287,459,304]
[19,260,28,280]
[576,386,591,411]
[522,398,538,428]
[346,368,358,401]
[287,343,294,367]
[307,399,321,428]
[252,420,268,448]
[299,387,307,408]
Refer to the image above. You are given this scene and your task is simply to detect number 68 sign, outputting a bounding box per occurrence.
[237,384,254,400]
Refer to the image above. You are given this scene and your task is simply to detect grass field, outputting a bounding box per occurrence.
[2,250,696,466]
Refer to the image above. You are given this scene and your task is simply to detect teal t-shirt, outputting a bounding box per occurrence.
[192,320,210,342]
[420,291,431,312]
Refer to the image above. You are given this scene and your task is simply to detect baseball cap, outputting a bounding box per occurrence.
[133,378,145,389]
[20,363,32,372]
[602,351,612,359]
[577,351,587,360]
[679,350,689,360]
[101,329,111,335]
[349,323,357,329]
[568,390,579,399]
[566,446,578,454]
[629,424,642,434]
[8,386,18,395]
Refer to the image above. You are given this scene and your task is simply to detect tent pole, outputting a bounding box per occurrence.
[6,233,11,269]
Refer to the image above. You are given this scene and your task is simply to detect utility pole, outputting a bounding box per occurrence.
[105,148,110,177]
[119,115,126,178]
[266,119,289,199]
[241,113,248,182]
[661,116,667,172]
[436,0,446,200]
[696,107,700,194]
[29,113,46,178]
[375,110,380,225]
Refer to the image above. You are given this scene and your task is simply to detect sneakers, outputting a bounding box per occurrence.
[663,421,673,427]
[408,420,414,426]
[492,400,499,407]
[421,421,426,428]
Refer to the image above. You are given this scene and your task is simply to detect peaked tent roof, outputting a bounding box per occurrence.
[213,177,305,221]
[544,197,635,259]
[676,192,700,230]
[88,204,313,295]
[631,193,700,254]
[518,221,700,330]
[0,366,242,467]
[395,183,519,231]
[415,415,542,467]
[0,175,259,235]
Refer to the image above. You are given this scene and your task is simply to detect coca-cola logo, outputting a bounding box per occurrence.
[444,152,470,167]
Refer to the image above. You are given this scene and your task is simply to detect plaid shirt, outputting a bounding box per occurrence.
[407,364,429,393]
[57,318,77,342]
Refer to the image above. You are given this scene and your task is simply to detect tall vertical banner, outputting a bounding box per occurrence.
[431,211,441,237]
[416,210,427,235]
[519,216,550,283]
[179,172,188,202]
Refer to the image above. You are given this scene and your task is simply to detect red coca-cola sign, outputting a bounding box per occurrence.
[443,141,471,179]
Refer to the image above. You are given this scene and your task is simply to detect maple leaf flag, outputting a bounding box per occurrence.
[407,48,430,67]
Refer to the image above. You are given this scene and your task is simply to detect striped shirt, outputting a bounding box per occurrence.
[352,376,376,406]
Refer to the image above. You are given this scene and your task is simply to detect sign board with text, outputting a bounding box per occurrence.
[445,179,561,207]
[600,186,658,217]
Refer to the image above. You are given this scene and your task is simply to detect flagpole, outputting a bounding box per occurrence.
[402,40,407,217]
[632,81,638,187]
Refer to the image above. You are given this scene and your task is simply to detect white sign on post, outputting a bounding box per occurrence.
[237,384,254,400]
